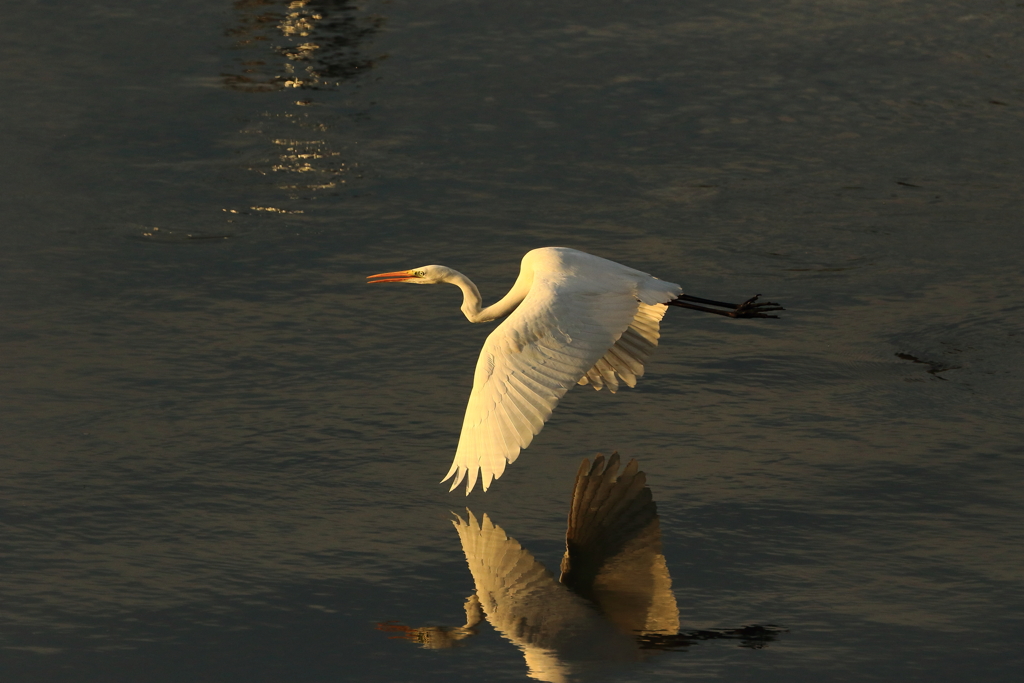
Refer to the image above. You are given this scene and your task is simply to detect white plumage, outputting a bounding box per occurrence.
[367,247,780,494]
[447,249,679,494]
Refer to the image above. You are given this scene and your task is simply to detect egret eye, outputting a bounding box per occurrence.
[414,270,426,277]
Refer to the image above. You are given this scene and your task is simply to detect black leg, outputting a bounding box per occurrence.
[668,293,784,319]
[678,293,745,308]
[669,301,743,317]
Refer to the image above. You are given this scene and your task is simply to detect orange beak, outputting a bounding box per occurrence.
[366,270,418,284]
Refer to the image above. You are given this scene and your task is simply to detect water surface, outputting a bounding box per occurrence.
[2,1,1023,681]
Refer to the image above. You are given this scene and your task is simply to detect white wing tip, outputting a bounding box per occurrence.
[441,464,489,495]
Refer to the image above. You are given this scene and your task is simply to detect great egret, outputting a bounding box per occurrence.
[367,247,782,493]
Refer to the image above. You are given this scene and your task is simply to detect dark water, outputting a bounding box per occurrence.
[2,0,1023,680]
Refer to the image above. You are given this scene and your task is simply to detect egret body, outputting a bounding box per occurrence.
[368,247,780,493]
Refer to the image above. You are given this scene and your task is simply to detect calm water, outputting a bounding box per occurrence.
[2,0,1023,680]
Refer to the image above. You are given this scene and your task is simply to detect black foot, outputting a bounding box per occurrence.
[730,294,784,319]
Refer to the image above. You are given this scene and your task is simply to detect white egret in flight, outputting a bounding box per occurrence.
[367,247,782,493]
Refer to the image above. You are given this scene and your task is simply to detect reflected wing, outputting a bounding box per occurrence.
[576,303,668,393]
[559,454,679,636]
[453,511,635,681]
[444,281,642,494]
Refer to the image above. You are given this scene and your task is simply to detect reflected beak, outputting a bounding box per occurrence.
[366,270,418,284]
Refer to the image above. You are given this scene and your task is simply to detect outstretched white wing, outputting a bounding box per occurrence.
[440,248,682,494]
[576,303,668,393]
[442,279,633,494]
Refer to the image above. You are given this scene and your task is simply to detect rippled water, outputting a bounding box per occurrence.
[2,0,1023,680]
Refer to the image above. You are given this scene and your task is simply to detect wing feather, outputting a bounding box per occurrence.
[504,379,548,433]
[579,303,668,394]
[443,248,681,494]
[501,392,539,444]
[595,357,620,392]
[445,281,644,493]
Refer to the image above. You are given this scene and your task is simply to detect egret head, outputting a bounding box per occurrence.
[366,265,453,285]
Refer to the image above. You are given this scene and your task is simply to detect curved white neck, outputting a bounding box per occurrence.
[445,268,532,323]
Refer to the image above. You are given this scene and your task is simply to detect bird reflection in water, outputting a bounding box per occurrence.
[378,454,784,681]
